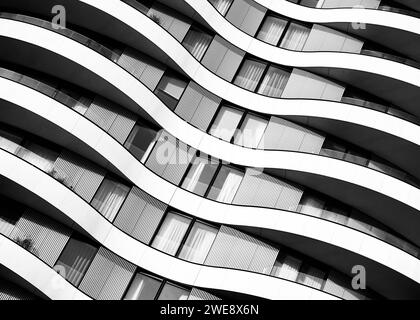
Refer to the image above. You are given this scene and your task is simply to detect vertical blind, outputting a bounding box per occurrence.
[182,27,213,61]
[91,178,130,222]
[151,212,191,255]
[178,222,218,264]
[209,0,234,16]
[257,16,288,45]
[54,237,97,286]
[124,273,162,300]
[280,23,310,51]
[234,59,266,91]
[257,66,290,98]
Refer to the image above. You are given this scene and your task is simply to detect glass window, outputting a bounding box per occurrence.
[0,198,23,237]
[154,72,188,110]
[344,149,369,166]
[271,254,302,281]
[234,114,268,148]
[158,283,190,300]
[297,194,325,218]
[257,66,290,98]
[209,0,233,16]
[257,16,288,45]
[209,106,243,142]
[320,140,346,160]
[17,141,59,173]
[233,59,267,91]
[91,177,130,222]
[0,128,23,154]
[54,236,97,286]
[178,221,218,264]
[297,265,326,290]
[207,166,244,203]
[181,156,218,196]
[124,120,159,163]
[280,23,310,51]
[182,27,213,61]
[124,272,162,300]
[151,212,192,256]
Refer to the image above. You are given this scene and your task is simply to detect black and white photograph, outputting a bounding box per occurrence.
[0,0,418,315]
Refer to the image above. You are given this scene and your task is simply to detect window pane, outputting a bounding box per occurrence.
[297,194,325,218]
[152,212,192,255]
[257,66,290,98]
[155,73,188,110]
[257,16,288,45]
[297,265,326,290]
[124,120,159,163]
[91,177,130,222]
[233,59,266,91]
[280,23,310,51]
[54,237,97,286]
[209,106,243,142]
[209,0,233,16]
[0,129,23,154]
[124,273,162,300]
[234,114,268,148]
[178,222,218,264]
[17,141,59,173]
[182,27,213,61]
[271,254,302,281]
[0,198,23,237]
[207,166,244,203]
[158,283,190,300]
[181,157,218,196]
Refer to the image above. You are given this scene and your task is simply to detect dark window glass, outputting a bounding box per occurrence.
[54,235,98,286]
[124,120,159,163]
[124,272,162,300]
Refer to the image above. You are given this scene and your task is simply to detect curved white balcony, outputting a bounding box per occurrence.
[0,234,90,300]
[0,149,338,300]
[3,4,418,181]
[1,77,420,298]
[253,0,420,60]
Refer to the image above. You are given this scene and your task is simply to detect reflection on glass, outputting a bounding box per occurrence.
[181,157,218,196]
[178,222,218,264]
[233,59,266,91]
[257,16,288,45]
[207,166,244,203]
[209,106,243,142]
[124,272,162,300]
[151,212,191,255]
[158,283,190,300]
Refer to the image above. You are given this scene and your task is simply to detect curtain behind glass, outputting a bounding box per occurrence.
[209,0,233,16]
[257,66,290,98]
[209,106,243,142]
[280,23,310,51]
[182,28,212,61]
[233,59,266,91]
[181,157,218,196]
[178,222,218,263]
[234,114,268,148]
[54,237,97,286]
[257,16,288,45]
[124,273,162,300]
[91,178,130,222]
[152,212,191,255]
[207,167,244,203]
[17,142,58,173]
